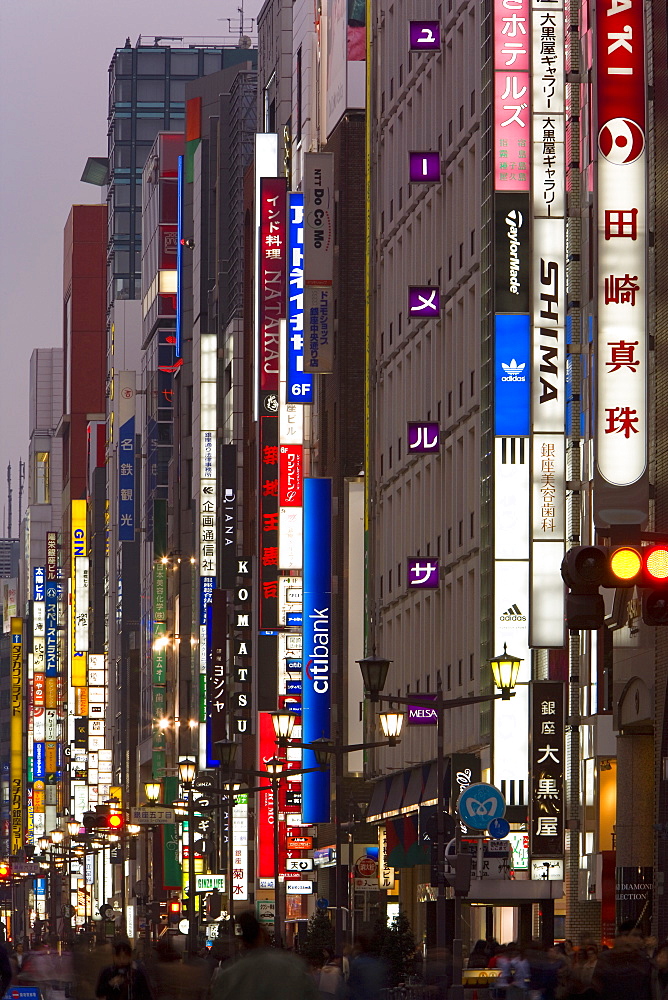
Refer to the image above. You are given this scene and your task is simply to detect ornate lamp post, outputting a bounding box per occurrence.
[178,759,198,957]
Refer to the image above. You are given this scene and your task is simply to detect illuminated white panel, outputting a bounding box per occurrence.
[494,440,530,559]
[278,577,302,624]
[159,270,177,294]
[200,334,218,385]
[279,508,303,570]
[531,434,565,540]
[531,218,565,435]
[493,560,530,789]
[33,602,45,637]
[254,133,279,417]
[596,155,647,486]
[530,541,565,647]
[74,557,89,652]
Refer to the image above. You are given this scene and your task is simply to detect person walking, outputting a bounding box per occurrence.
[591,920,652,1000]
[95,941,153,1000]
[211,912,318,1000]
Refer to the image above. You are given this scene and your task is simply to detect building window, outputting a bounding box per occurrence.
[35,452,50,504]
[470,653,474,681]
[458,520,463,546]
[447,528,452,554]
[447,665,452,691]
[458,659,462,686]
[470,512,474,538]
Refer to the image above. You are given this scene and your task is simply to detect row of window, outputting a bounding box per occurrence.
[113,49,224,78]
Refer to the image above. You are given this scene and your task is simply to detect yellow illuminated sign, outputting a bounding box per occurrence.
[71,500,87,686]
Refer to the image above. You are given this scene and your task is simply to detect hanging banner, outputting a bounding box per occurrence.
[303,154,334,373]
[259,177,288,392]
[11,618,23,855]
[301,479,332,824]
[595,0,647,489]
[530,681,564,860]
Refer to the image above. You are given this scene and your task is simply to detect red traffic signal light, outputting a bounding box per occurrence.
[0,862,10,880]
[107,812,124,831]
[562,544,668,628]
[168,900,181,924]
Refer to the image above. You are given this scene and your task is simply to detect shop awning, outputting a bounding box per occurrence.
[401,765,427,812]
[366,776,391,822]
[384,773,408,815]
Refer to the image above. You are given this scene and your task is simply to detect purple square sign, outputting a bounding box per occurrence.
[409,152,441,183]
[409,21,441,51]
[408,422,440,453]
[407,558,440,589]
[408,287,440,317]
[408,695,438,725]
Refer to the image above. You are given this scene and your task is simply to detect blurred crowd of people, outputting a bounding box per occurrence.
[2,915,668,1000]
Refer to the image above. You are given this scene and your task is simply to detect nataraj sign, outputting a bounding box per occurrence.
[595,0,647,487]
[259,177,287,392]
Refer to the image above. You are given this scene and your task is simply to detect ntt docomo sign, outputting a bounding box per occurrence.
[596,0,647,487]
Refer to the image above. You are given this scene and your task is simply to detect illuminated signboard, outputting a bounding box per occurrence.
[287,193,312,403]
[530,681,564,861]
[259,177,287,391]
[303,155,334,372]
[74,557,89,652]
[220,445,238,590]
[529,0,566,648]
[595,0,647,487]
[301,479,332,824]
[493,0,530,193]
[11,618,23,854]
[71,500,87,687]
[118,372,136,542]
[232,792,249,902]
[494,314,530,436]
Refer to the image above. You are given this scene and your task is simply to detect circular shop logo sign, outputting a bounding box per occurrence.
[355,856,377,878]
[598,117,645,165]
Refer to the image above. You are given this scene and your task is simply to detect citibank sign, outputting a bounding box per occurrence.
[305,608,330,694]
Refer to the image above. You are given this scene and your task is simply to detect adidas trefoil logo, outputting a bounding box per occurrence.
[501,359,526,382]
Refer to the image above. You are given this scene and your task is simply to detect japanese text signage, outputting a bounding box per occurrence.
[11,618,23,855]
[530,0,566,648]
[118,372,136,542]
[530,681,564,859]
[259,411,280,626]
[287,193,313,403]
[259,177,287,391]
[596,0,647,487]
[303,155,334,373]
[70,500,87,687]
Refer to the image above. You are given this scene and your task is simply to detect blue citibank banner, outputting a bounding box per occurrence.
[301,478,332,824]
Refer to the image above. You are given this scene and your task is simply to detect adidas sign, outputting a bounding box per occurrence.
[501,359,526,383]
[500,603,526,622]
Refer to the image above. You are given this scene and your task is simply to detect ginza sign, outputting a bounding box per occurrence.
[596,0,647,487]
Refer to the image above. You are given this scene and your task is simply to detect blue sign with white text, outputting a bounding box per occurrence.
[287,193,313,403]
[118,415,136,541]
[494,313,530,437]
[33,567,45,603]
[33,743,46,779]
[302,478,332,824]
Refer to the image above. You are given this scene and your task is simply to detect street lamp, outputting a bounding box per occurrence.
[264,757,284,947]
[357,651,520,1000]
[178,759,198,957]
[273,717,405,954]
[489,644,522,698]
[144,781,162,804]
[271,712,296,741]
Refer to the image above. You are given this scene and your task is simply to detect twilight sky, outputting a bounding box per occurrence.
[0,0,261,536]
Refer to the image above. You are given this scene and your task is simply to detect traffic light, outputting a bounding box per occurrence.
[168,900,181,925]
[207,889,222,920]
[0,862,10,880]
[561,544,668,628]
[107,811,125,831]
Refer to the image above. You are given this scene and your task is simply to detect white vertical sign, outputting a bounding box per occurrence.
[530,0,566,648]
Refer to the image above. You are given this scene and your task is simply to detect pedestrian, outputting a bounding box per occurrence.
[96,941,154,1000]
[592,919,652,1000]
[347,934,387,1000]
[318,951,345,999]
[496,943,529,998]
[653,940,668,1000]
[467,940,490,970]
[0,940,12,996]
[211,911,318,1000]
